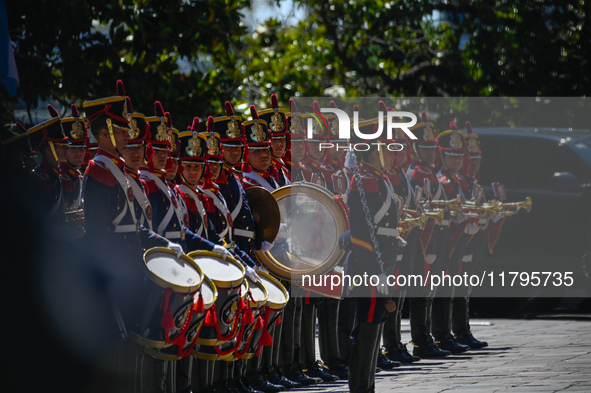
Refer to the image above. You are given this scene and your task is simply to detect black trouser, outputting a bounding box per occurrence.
[338,297,356,365]
[432,230,465,340]
[383,230,419,350]
[278,296,302,372]
[301,299,318,367]
[349,297,387,393]
[317,297,341,364]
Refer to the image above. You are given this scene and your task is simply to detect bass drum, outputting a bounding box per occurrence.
[256,183,348,282]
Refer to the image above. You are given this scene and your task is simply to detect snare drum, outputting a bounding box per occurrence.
[195,281,248,361]
[234,278,268,359]
[128,247,203,352]
[253,271,289,357]
[188,250,245,345]
[145,276,217,361]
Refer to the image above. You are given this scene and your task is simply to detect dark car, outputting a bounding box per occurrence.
[470,128,591,315]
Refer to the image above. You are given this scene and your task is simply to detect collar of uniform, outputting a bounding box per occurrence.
[441,167,462,182]
[303,156,321,170]
[253,168,272,178]
[272,157,284,169]
[392,164,405,173]
[96,148,124,168]
[59,161,80,177]
[214,169,228,184]
[411,159,434,172]
[360,162,385,178]
[153,169,167,180]
[126,167,140,179]
[198,178,219,192]
[41,157,61,175]
[222,163,235,173]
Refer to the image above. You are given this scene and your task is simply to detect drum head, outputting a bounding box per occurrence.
[198,276,218,310]
[143,247,203,293]
[257,271,289,309]
[188,250,245,288]
[256,184,348,281]
[245,278,268,307]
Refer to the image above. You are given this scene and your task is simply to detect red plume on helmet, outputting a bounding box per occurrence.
[190,117,200,132]
[271,94,279,109]
[290,98,297,113]
[116,79,126,96]
[126,96,133,114]
[206,116,214,132]
[250,104,259,120]
[16,121,27,133]
[47,104,59,118]
[378,100,388,115]
[71,104,80,118]
[421,110,429,122]
[330,100,337,109]
[225,101,235,117]
[154,101,165,118]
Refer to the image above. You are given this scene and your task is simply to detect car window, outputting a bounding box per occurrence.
[478,135,514,187]
[512,137,584,189]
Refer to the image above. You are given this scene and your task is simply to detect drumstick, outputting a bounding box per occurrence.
[112,302,128,339]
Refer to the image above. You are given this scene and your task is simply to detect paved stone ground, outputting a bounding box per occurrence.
[292,318,591,393]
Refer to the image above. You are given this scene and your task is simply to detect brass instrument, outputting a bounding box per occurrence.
[497,196,532,216]
[399,208,446,230]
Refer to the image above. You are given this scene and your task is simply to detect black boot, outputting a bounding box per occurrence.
[412,341,451,358]
[433,335,470,354]
[303,361,339,382]
[377,352,402,370]
[455,331,488,349]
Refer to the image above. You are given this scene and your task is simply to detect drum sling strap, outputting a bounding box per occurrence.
[127,174,153,231]
[229,188,255,240]
[94,155,138,233]
[203,188,232,241]
[373,178,400,239]
[177,184,207,237]
[243,171,278,192]
[142,172,185,239]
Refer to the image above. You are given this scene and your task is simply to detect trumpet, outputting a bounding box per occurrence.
[497,196,532,216]
[426,195,463,210]
[399,208,446,230]
[462,200,503,217]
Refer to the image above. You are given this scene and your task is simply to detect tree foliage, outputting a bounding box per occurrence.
[2,0,590,132]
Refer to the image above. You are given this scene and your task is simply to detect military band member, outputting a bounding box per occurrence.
[242,105,280,192]
[26,105,68,221]
[82,85,183,393]
[259,94,291,187]
[120,105,153,231]
[382,126,422,364]
[346,115,399,393]
[297,100,327,187]
[286,99,307,183]
[431,122,472,354]
[406,112,452,358]
[59,104,86,211]
[315,101,351,379]
[453,122,490,349]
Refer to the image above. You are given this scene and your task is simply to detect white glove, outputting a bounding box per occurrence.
[213,244,231,261]
[167,242,184,258]
[245,266,261,282]
[465,222,479,236]
[425,254,437,265]
[490,213,503,224]
[260,241,274,253]
[397,237,407,248]
[376,273,390,296]
[453,212,467,225]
